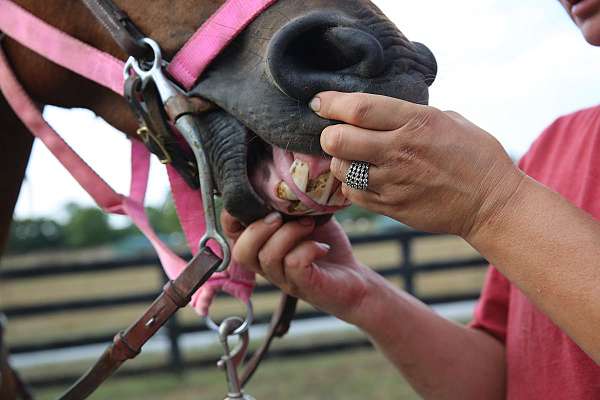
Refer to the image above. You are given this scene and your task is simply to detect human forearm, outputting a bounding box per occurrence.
[219,211,505,397]
[353,273,505,399]
[469,176,600,363]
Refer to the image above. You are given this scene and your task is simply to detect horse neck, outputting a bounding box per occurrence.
[13,0,225,59]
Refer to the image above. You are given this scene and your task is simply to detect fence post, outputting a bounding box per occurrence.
[161,271,184,376]
[400,238,415,296]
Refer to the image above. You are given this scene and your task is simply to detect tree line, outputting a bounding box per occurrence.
[7,200,377,255]
[6,201,181,254]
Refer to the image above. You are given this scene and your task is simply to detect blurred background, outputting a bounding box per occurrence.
[2,1,600,399]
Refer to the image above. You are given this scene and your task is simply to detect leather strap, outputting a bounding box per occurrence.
[124,76,201,189]
[81,0,149,59]
[58,249,222,400]
[0,314,34,400]
[54,261,296,400]
[9,369,33,400]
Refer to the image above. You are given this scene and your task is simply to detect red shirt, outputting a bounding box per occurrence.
[471,106,600,399]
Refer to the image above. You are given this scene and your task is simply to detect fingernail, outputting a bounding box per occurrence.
[298,217,314,227]
[316,242,331,252]
[321,128,338,153]
[330,158,341,173]
[309,97,321,113]
[264,212,282,225]
[320,131,329,152]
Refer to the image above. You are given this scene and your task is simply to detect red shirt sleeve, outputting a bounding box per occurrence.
[470,266,511,343]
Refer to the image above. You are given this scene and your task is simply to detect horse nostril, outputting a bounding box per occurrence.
[285,26,384,76]
[268,12,385,101]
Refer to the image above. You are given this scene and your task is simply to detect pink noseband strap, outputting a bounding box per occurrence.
[0,0,278,93]
[168,0,278,89]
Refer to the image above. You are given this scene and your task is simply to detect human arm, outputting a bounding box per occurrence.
[221,212,506,399]
[469,176,600,364]
[313,91,600,363]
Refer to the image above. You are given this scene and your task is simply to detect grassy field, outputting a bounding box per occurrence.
[37,348,421,400]
[1,234,486,399]
[0,235,484,345]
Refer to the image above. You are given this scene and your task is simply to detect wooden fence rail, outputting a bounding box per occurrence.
[0,229,488,388]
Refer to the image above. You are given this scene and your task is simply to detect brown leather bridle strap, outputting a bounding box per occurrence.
[9,368,34,400]
[241,294,298,387]
[58,249,221,400]
[124,76,203,189]
[1,314,34,400]
[81,0,149,59]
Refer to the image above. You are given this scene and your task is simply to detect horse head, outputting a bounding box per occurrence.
[186,1,438,224]
[6,0,437,225]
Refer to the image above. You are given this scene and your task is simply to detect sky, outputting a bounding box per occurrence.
[13,0,600,220]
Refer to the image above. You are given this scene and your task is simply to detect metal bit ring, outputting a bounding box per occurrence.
[345,161,370,192]
[205,300,254,336]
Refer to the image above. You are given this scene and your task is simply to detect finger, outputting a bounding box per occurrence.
[283,241,331,286]
[311,91,425,131]
[232,212,283,271]
[320,124,388,165]
[258,218,316,286]
[330,158,385,194]
[340,183,387,213]
[220,209,244,241]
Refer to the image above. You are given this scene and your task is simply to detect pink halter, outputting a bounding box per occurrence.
[0,0,277,315]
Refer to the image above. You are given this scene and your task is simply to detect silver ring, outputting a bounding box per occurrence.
[345,161,370,191]
[205,300,254,336]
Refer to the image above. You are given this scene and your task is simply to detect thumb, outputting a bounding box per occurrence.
[220,209,244,241]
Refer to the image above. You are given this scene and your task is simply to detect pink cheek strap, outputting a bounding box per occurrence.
[166,167,255,316]
[0,0,280,316]
[0,46,254,317]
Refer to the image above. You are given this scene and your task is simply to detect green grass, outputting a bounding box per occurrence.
[37,348,420,400]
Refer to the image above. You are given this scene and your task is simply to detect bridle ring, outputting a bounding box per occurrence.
[205,299,254,336]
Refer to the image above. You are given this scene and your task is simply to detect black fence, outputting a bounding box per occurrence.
[0,229,488,388]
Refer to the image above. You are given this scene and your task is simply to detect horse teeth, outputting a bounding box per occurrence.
[276,181,298,201]
[290,160,309,193]
[319,172,336,204]
[306,172,335,204]
[328,186,347,206]
[288,200,310,214]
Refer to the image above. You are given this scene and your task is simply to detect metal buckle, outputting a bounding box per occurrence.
[136,125,172,164]
[124,38,180,102]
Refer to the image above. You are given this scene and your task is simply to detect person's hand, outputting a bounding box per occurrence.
[221,211,382,325]
[311,92,525,239]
